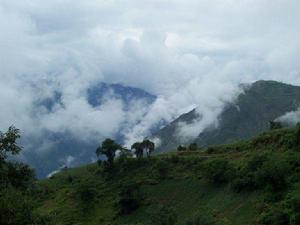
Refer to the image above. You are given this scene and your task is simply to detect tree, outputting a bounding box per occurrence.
[142,139,155,157]
[177,145,187,151]
[131,142,143,159]
[188,143,198,151]
[96,138,121,167]
[0,126,22,163]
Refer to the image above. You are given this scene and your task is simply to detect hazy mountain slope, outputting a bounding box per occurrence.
[24,83,157,178]
[153,80,300,152]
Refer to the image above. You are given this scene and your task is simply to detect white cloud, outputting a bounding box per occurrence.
[1,0,300,156]
[277,108,300,126]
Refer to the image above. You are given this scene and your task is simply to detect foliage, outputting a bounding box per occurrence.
[150,206,177,225]
[142,139,155,157]
[154,159,169,179]
[269,121,283,130]
[131,139,155,159]
[1,161,35,189]
[96,138,122,167]
[34,125,300,225]
[177,145,187,151]
[75,181,97,202]
[203,159,235,184]
[0,126,22,163]
[118,182,143,214]
[183,211,217,225]
[131,142,144,159]
[188,143,198,151]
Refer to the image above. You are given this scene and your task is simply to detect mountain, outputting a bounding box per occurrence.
[153,80,300,152]
[87,82,156,108]
[24,83,157,178]
[30,126,300,225]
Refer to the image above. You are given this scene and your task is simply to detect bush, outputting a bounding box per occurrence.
[150,206,177,225]
[118,182,143,214]
[1,161,35,190]
[0,187,53,225]
[260,206,289,225]
[231,155,268,192]
[154,160,169,179]
[75,181,97,202]
[183,212,216,225]
[255,158,290,191]
[203,159,235,184]
[177,145,187,151]
[189,143,198,151]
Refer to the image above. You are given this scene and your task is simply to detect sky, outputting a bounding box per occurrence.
[1,0,300,153]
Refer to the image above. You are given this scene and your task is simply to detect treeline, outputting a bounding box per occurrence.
[0,126,54,225]
[95,138,155,168]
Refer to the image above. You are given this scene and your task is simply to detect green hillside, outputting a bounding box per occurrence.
[154,80,300,152]
[31,126,300,225]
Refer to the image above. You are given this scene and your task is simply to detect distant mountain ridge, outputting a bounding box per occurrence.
[87,82,156,108]
[153,80,300,152]
[25,82,157,177]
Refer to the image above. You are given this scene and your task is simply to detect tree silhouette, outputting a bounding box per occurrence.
[131,142,143,159]
[96,138,122,167]
[142,139,155,157]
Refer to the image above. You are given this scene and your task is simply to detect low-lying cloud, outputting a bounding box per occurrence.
[1,0,300,162]
[277,108,300,126]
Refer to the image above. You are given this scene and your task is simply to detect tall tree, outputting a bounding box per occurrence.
[131,142,143,159]
[142,139,155,157]
[0,126,22,163]
[96,138,121,167]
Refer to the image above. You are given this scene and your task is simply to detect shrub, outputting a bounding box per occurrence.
[260,206,289,225]
[118,182,143,214]
[183,212,216,225]
[231,154,268,192]
[150,206,177,225]
[75,181,97,202]
[189,143,198,151]
[177,145,187,151]
[255,159,290,191]
[203,159,235,184]
[154,160,169,179]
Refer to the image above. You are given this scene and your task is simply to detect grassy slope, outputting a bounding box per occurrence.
[35,127,300,225]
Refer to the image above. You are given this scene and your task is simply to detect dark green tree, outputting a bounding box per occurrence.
[188,143,198,151]
[131,142,143,159]
[0,126,22,163]
[96,138,122,167]
[177,145,187,151]
[142,139,155,157]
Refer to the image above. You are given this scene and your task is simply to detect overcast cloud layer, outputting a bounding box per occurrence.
[1,0,300,153]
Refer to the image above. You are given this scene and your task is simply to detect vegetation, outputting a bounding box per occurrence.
[154,80,300,152]
[30,125,300,225]
[96,138,122,167]
[269,121,283,130]
[0,126,53,225]
[2,123,300,225]
[131,139,155,159]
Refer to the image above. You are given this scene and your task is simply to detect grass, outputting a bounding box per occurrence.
[34,126,300,225]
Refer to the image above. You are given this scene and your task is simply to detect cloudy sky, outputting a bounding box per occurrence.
[1,0,300,151]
